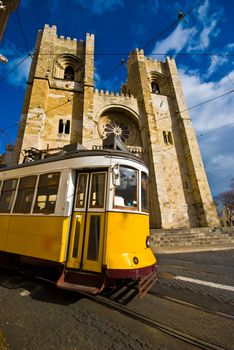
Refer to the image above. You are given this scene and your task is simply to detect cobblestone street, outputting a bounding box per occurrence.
[0,249,233,349]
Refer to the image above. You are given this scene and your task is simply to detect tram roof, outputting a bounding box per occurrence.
[0,149,147,172]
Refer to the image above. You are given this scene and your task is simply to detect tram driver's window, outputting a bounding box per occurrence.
[33,172,60,214]
[0,179,18,213]
[13,176,37,213]
[114,167,138,209]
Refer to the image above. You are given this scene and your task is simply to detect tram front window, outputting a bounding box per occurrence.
[114,167,137,209]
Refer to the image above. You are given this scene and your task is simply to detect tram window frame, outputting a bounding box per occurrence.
[0,178,18,213]
[141,172,149,213]
[33,172,60,214]
[75,173,89,209]
[89,172,106,209]
[113,166,139,211]
[13,176,37,214]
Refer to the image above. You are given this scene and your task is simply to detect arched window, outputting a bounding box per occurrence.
[168,131,173,144]
[151,81,160,94]
[163,131,168,144]
[65,120,70,134]
[64,66,75,80]
[58,119,64,133]
[58,119,70,135]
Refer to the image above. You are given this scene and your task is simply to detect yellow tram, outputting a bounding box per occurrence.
[0,145,156,297]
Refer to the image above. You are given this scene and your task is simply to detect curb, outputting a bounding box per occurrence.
[152,245,234,254]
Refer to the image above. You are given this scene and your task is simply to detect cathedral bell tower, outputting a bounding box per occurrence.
[126,48,219,228]
[14,24,94,162]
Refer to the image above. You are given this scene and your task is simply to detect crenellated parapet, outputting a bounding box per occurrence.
[93,88,135,99]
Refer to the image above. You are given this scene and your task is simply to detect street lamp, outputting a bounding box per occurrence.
[0,1,6,10]
[0,53,8,63]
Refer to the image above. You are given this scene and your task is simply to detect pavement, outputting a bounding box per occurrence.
[0,249,233,349]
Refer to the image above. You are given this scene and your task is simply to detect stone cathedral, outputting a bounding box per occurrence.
[13,24,219,229]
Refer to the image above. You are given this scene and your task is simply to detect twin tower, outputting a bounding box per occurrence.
[13,24,219,229]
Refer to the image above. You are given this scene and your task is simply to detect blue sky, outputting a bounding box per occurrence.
[0,0,233,198]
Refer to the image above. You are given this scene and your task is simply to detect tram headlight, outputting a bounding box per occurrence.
[146,236,150,248]
[133,257,139,265]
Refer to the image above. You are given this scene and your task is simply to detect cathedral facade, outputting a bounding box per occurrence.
[13,24,219,229]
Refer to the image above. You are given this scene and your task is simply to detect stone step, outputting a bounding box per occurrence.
[157,238,234,246]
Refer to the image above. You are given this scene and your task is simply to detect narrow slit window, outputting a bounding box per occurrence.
[168,131,173,144]
[65,120,70,134]
[58,119,64,134]
[163,131,168,144]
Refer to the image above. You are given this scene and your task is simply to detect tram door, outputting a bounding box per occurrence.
[67,171,107,273]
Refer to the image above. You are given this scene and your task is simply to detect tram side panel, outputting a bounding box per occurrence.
[5,216,70,262]
[0,170,74,264]
[0,216,10,251]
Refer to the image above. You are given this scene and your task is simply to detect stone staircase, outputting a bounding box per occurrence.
[150,227,234,253]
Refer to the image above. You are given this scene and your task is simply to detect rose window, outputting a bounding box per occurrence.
[98,113,141,146]
[104,120,130,143]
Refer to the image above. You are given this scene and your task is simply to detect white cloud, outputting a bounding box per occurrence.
[151,0,222,59]
[179,68,234,132]
[0,49,31,87]
[151,24,197,56]
[179,68,234,195]
[73,0,124,15]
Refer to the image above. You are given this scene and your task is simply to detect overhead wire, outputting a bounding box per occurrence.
[197,122,234,137]
[178,89,234,114]
[0,53,30,82]
[30,51,234,57]
[100,0,205,80]
[2,1,233,141]
[15,10,31,56]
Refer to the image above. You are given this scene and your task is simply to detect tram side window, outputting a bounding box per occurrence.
[33,172,60,214]
[114,167,138,209]
[0,179,18,213]
[141,172,149,212]
[13,176,37,214]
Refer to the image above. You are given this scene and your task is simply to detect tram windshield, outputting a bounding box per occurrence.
[114,166,138,209]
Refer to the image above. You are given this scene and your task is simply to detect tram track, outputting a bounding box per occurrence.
[7,273,231,350]
[149,291,234,321]
[79,291,226,350]
[158,260,234,277]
